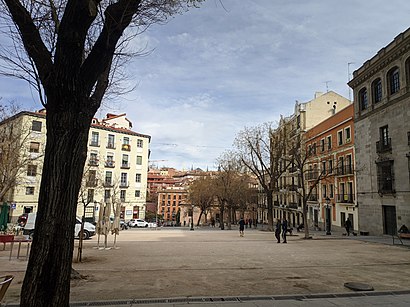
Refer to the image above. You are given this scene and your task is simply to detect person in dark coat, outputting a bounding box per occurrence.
[345,218,352,236]
[239,217,245,237]
[275,219,281,243]
[282,218,288,243]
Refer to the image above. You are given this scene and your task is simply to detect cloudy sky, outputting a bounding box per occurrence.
[1,0,410,170]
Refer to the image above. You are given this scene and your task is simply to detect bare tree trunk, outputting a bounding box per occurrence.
[227,206,232,230]
[266,192,274,231]
[20,108,93,307]
[219,202,225,230]
[302,201,310,239]
[196,209,203,226]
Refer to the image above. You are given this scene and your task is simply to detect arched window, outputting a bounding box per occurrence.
[387,66,400,95]
[372,78,382,103]
[358,87,368,111]
[405,57,410,87]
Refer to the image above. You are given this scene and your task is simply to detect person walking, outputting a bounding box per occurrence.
[239,217,245,237]
[275,219,281,243]
[282,218,288,243]
[345,217,352,236]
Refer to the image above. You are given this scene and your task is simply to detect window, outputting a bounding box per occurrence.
[29,142,40,153]
[120,190,126,202]
[345,127,351,143]
[135,190,141,197]
[120,173,128,187]
[329,184,334,198]
[87,170,97,186]
[87,189,94,203]
[358,88,368,111]
[312,143,316,155]
[31,120,42,132]
[26,187,35,195]
[123,137,129,145]
[106,154,114,167]
[320,139,325,152]
[388,67,400,95]
[346,155,353,174]
[337,130,343,146]
[322,184,327,198]
[122,154,129,168]
[27,165,37,176]
[135,173,141,183]
[377,160,394,193]
[338,156,344,175]
[328,159,333,174]
[136,155,142,165]
[322,161,326,174]
[372,78,382,103]
[137,139,143,148]
[91,132,99,146]
[107,134,115,149]
[104,189,111,201]
[90,153,98,165]
[105,171,112,185]
[327,136,332,150]
[377,125,391,153]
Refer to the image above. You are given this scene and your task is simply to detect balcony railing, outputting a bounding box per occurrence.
[104,181,113,187]
[308,194,318,201]
[288,202,298,209]
[88,159,99,166]
[305,171,319,180]
[121,163,130,169]
[122,144,131,151]
[105,161,115,168]
[287,184,299,191]
[106,143,116,149]
[336,165,354,176]
[86,179,98,187]
[89,141,100,147]
[336,194,354,203]
[120,181,129,188]
[376,138,392,153]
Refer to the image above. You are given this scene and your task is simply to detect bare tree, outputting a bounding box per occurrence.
[0,1,204,305]
[0,106,44,202]
[188,175,214,226]
[234,123,288,231]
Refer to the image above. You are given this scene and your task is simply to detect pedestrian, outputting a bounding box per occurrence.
[345,217,352,236]
[239,217,245,237]
[249,218,253,229]
[255,219,258,228]
[282,218,288,243]
[275,219,281,243]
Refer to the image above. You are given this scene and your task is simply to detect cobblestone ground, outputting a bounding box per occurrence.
[1,227,410,305]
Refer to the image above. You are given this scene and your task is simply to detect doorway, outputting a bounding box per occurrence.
[382,205,397,235]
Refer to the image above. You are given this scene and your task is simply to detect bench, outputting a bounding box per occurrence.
[399,233,410,239]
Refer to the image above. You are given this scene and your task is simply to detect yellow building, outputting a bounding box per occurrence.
[1,110,150,222]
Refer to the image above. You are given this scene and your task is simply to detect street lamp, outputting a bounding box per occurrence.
[325,197,331,235]
[190,205,194,231]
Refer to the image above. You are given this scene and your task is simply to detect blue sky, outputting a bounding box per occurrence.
[1,0,410,170]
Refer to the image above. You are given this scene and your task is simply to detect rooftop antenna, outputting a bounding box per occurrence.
[348,62,355,102]
[324,80,331,92]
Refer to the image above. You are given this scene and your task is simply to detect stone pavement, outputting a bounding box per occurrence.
[1,226,410,306]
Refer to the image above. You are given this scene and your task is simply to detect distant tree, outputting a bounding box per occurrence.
[0,1,204,305]
[188,175,214,226]
[234,123,288,231]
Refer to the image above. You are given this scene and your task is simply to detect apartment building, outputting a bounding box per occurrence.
[304,104,357,232]
[348,28,410,235]
[1,110,151,222]
[272,91,351,227]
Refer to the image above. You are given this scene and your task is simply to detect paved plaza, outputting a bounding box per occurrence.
[1,227,410,306]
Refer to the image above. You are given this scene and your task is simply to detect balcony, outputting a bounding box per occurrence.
[336,194,354,204]
[104,181,113,187]
[120,181,129,188]
[122,144,131,151]
[336,165,354,176]
[287,184,299,192]
[308,194,318,201]
[106,143,116,149]
[89,141,99,147]
[105,161,115,168]
[376,138,392,153]
[121,163,130,169]
[86,179,98,187]
[305,171,319,181]
[88,159,99,166]
[288,202,298,209]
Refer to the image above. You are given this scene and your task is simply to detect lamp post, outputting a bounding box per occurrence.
[190,205,194,231]
[325,197,331,235]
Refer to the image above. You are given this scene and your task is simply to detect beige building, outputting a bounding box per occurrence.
[348,27,410,235]
[1,110,151,222]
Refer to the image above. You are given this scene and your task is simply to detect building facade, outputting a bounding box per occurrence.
[1,110,151,222]
[272,91,351,227]
[349,28,410,235]
[304,104,357,232]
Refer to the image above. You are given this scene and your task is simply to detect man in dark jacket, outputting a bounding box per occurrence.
[275,219,281,243]
[282,218,288,243]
